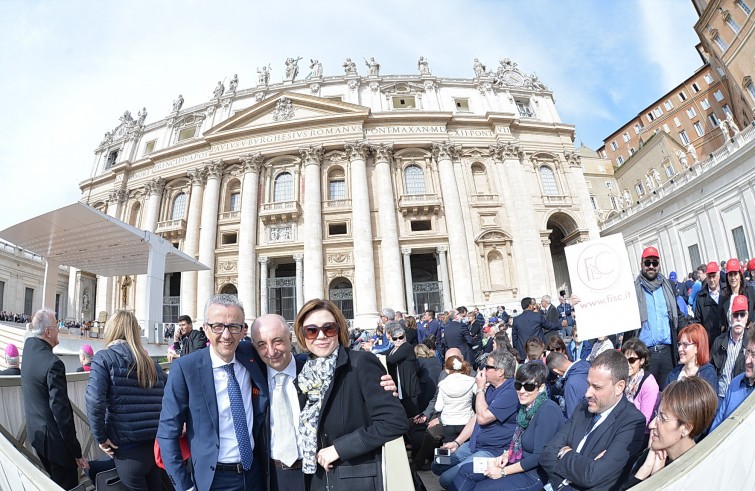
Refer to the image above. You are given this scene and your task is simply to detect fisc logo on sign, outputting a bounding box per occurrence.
[576,242,622,291]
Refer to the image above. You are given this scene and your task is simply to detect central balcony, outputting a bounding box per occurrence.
[398,193,442,217]
[155,218,186,239]
[259,200,301,224]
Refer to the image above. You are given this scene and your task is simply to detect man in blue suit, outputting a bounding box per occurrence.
[158,294,269,491]
[539,349,646,491]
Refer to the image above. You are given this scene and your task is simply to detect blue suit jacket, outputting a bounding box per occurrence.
[157,343,269,491]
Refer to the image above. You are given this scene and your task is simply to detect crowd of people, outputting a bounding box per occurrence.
[0,310,30,323]
[2,245,754,491]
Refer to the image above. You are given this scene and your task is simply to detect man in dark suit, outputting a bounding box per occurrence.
[540,349,646,491]
[158,295,269,491]
[442,308,475,363]
[173,314,208,357]
[22,308,88,489]
[512,297,561,361]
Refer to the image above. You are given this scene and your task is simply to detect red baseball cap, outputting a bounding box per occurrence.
[726,258,742,273]
[732,295,748,313]
[641,246,659,259]
[705,262,719,274]
[748,258,755,272]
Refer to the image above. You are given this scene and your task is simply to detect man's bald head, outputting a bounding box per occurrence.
[250,314,293,371]
[445,348,462,360]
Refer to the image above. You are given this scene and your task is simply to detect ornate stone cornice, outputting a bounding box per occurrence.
[564,150,583,169]
[258,256,269,265]
[343,140,370,161]
[145,177,166,197]
[240,152,264,174]
[205,160,224,180]
[299,145,324,167]
[187,168,207,187]
[371,143,394,164]
[432,141,461,162]
[489,142,524,161]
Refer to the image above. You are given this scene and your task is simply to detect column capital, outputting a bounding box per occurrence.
[489,141,523,161]
[401,247,412,256]
[299,145,324,167]
[436,245,448,254]
[205,160,224,180]
[344,140,370,161]
[432,141,461,161]
[108,188,129,205]
[145,177,165,197]
[371,142,394,164]
[240,152,264,173]
[187,167,207,187]
[293,252,304,262]
[564,150,583,168]
[258,255,269,265]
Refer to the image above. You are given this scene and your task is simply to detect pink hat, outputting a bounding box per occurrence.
[5,344,18,358]
[81,344,94,356]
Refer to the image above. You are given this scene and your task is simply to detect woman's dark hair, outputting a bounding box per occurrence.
[547,336,567,353]
[293,298,350,348]
[622,337,651,369]
[515,361,548,387]
[660,377,717,440]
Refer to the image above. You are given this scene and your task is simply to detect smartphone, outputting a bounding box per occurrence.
[435,448,450,456]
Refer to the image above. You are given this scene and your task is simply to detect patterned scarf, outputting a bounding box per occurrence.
[297,350,339,474]
[507,391,547,463]
[625,369,645,403]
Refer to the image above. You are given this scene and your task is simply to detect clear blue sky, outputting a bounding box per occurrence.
[0,0,702,230]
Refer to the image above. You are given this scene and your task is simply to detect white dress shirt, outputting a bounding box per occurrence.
[267,356,301,461]
[209,348,255,463]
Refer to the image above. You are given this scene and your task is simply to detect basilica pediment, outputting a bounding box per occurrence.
[205,92,369,137]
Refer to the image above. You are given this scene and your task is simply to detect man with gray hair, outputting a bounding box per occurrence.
[432,349,519,487]
[22,308,88,489]
[380,307,396,326]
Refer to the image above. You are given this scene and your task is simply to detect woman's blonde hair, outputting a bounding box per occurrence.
[105,310,158,389]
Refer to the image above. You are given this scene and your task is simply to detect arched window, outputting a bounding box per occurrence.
[471,163,490,194]
[171,193,187,220]
[128,202,141,227]
[404,164,425,194]
[226,179,241,212]
[274,172,293,202]
[328,168,346,200]
[487,250,505,289]
[539,166,558,195]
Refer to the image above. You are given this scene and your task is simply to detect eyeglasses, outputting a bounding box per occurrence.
[205,323,244,334]
[482,364,499,371]
[678,342,697,350]
[392,335,405,341]
[643,260,660,267]
[514,381,539,392]
[302,322,339,340]
[655,411,678,425]
[745,349,755,359]
[733,312,747,319]
[625,356,640,364]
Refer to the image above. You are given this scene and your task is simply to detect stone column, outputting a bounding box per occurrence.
[259,256,269,315]
[300,146,324,300]
[196,160,223,322]
[432,141,473,306]
[66,268,80,322]
[178,169,206,320]
[436,246,452,311]
[96,189,129,317]
[371,143,405,311]
[401,248,414,315]
[135,178,165,323]
[294,253,304,314]
[237,153,263,322]
[345,141,378,326]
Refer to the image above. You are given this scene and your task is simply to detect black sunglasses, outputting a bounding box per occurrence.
[302,322,339,340]
[733,312,747,319]
[626,356,640,364]
[392,335,405,341]
[643,260,659,267]
[482,364,499,371]
[514,381,539,392]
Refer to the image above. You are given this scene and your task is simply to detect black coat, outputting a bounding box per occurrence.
[443,320,474,362]
[297,346,408,491]
[512,310,560,361]
[173,328,207,356]
[720,285,755,331]
[386,342,420,417]
[21,336,82,467]
[710,330,748,382]
[416,357,442,413]
[405,327,418,346]
[693,285,726,349]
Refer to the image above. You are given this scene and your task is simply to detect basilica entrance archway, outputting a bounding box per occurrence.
[328,278,353,320]
[545,212,580,295]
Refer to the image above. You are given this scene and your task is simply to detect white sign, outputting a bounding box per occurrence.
[565,233,640,340]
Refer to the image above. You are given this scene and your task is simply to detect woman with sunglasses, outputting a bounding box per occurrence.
[720,258,755,331]
[622,377,717,489]
[451,362,564,491]
[293,299,407,490]
[665,323,717,390]
[622,338,660,431]
[386,325,421,418]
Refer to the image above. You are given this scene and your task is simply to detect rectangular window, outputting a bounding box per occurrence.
[221,232,238,245]
[717,67,725,77]
[105,150,119,169]
[610,196,620,210]
[726,16,741,34]
[634,123,642,135]
[704,73,714,84]
[328,222,348,236]
[329,180,345,200]
[663,123,671,133]
[747,83,755,101]
[600,149,607,158]
[24,287,34,315]
[664,163,675,178]
[653,107,663,118]
[738,0,752,15]
[722,104,732,117]
[590,196,598,210]
[709,113,720,127]
[410,220,432,232]
[144,140,156,155]
[678,91,688,102]
[229,192,241,212]
[732,226,750,259]
[694,121,704,136]
[516,101,535,118]
[635,182,645,196]
[647,113,655,123]
[688,244,702,270]
[664,100,674,111]
[178,127,196,141]
[454,98,470,112]
[674,117,682,127]
[622,132,630,143]
[700,99,711,110]
[392,96,416,109]
[686,107,697,118]
[714,35,728,52]
[679,130,690,145]
[617,155,625,165]
[629,147,636,156]
[611,141,618,151]
[691,82,701,93]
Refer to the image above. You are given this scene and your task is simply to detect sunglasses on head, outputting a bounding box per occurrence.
[643,260,659,267]
[302,322,339,340]
[514,381,539,392]
[392,335,405,341]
